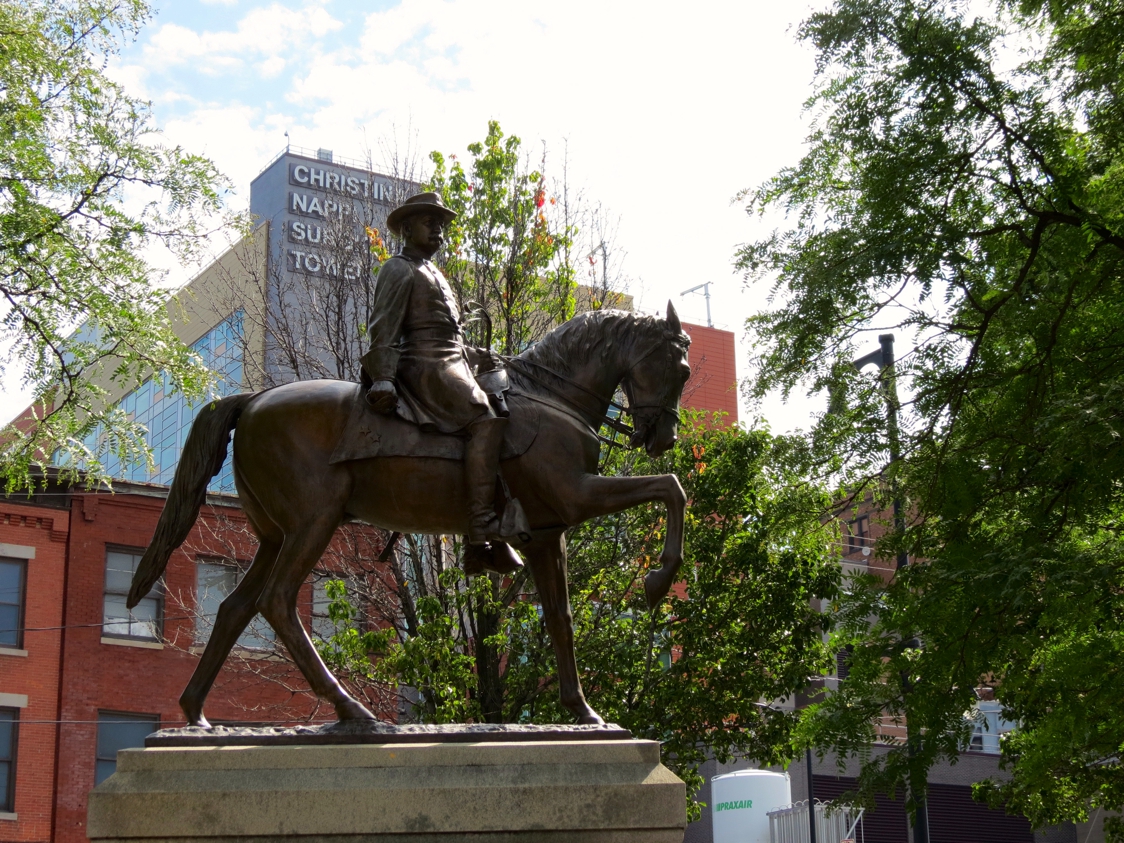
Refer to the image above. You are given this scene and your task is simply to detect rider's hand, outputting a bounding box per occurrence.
[365,379,398,414]
[469,346,501,372]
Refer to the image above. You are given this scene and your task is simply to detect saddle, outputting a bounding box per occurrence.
[328,385,541,465]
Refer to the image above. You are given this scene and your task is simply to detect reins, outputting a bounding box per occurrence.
[503,356,634,441]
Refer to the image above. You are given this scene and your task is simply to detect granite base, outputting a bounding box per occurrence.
[87,736,686,843]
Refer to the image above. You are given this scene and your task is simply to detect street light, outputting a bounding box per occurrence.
[851,334,907,572]
[849,333,929,843]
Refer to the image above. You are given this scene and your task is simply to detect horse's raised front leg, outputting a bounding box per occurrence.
[256,515,376,722]
[523,532,604,725]
[556,473,686,610]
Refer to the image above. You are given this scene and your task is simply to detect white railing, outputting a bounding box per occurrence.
[768,800,864,843]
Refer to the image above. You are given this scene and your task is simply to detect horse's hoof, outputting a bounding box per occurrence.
[180,698,211,729]
[644,568,671,610]
[336,699,377,721]
[578,711,606,726]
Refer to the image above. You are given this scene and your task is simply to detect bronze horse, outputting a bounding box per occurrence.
[127,305,691,726]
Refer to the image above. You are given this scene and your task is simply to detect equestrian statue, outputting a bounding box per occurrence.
[127,191,692,727]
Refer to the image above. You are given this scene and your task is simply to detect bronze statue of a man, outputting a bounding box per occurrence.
[360,192,521,574]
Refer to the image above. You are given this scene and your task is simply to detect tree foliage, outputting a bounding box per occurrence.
[739,0,1124,831]
[427,119,582,356]
[0,0,229,490]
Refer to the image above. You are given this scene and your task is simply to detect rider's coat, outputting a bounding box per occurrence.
[361,252,492,434]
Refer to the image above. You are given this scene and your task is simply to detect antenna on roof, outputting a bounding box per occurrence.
[680,281,712,327]
[284,130,290,151]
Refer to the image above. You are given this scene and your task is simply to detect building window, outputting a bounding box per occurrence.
[196,560,275,649]
[103,548,162,641]
[968,700,1017,754]
[846,514,870,553]
[0,708,18,812]
[95,711,158,785]
[0,708,16,812]
[0,558,26,649]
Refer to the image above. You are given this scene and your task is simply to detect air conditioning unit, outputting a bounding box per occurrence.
[317,148,333,162]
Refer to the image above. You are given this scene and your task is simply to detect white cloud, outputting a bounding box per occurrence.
[258,55,286,78]
[144,4,342,68]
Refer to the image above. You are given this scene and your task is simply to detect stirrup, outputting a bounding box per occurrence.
[464,542,524,577]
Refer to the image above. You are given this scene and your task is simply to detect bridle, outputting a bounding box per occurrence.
[620,342,686,432]
[503,330,686,449]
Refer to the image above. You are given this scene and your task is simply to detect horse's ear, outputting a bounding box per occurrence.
[666,300,681,334]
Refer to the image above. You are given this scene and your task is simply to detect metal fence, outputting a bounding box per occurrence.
[768,800,864,843]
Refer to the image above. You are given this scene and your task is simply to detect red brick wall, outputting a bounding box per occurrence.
[680,322,738,423]
[0,501,69,843]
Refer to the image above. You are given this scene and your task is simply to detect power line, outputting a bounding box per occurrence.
[9,719,337,726]
[1,617,195,634]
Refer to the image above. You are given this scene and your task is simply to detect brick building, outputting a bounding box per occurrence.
[681,321,739,424]
[0,494,68,842]
[0,481,391,843]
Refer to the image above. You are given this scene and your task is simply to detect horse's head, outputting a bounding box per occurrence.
[622,302,692,457]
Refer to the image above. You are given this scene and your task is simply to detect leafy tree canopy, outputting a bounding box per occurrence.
[0,0,230,490]
[739,0,1124,832]
[427,119,580,356]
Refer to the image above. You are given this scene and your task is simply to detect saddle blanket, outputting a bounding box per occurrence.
[329,384,540,464]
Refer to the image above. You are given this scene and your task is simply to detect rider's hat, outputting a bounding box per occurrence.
[386,191,457,236]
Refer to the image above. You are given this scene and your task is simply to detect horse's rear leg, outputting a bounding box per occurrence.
[257,516,375,722]
[525,533,604,725]
[180,535,281,727]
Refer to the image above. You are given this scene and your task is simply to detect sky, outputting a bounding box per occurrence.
[3,0,833,430]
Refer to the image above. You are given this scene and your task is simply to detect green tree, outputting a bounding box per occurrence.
[0,0,230,490]
[547,415,839,817]
[408,121,583,724]
[738,0,1124,832]
[427,119,580,354]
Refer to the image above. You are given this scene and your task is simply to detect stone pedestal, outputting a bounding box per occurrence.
[87,738,686,842]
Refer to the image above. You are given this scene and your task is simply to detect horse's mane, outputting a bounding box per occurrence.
[521,310,659,367]
[511,309,672,395]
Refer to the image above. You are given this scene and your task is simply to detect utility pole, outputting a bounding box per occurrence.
[679,281,712,327]
[806,747,818,843]
[851,333,929,843]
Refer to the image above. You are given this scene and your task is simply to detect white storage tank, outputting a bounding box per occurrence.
[711,769,791,843]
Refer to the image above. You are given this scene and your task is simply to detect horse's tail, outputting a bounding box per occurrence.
[127,392,257,609]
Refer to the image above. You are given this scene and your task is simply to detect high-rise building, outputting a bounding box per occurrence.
[249,145,398,287]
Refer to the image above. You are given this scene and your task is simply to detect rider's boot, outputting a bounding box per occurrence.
[466,416,506,541]
[463,416,524,577]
